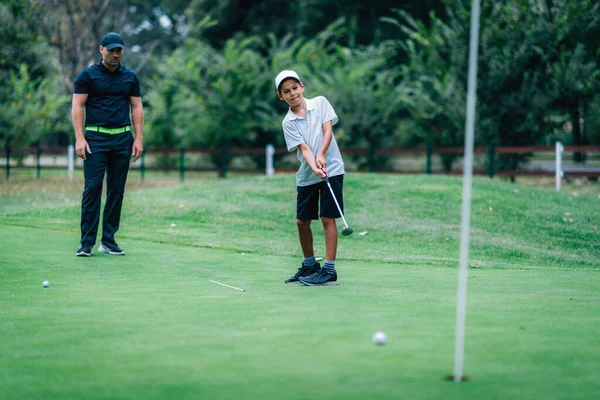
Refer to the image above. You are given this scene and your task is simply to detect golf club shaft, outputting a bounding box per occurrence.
[324,180,350,229]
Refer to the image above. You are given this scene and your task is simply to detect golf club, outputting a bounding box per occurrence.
[322,174,354,236]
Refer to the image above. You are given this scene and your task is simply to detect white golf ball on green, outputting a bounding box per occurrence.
[42,281,49,288]
[372,331,387,345]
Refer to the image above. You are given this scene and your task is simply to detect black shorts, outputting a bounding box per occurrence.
[296,175,344,220]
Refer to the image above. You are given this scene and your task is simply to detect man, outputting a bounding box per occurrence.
[72,32,144,257]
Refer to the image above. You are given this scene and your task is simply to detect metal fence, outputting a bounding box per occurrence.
[2,143,600,186]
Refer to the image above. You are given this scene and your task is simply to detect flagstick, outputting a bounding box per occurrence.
[454,0,481,383]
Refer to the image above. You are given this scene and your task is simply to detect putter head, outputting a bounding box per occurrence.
[342,227,354,236]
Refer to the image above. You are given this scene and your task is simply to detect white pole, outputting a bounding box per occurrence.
[454,0,481,383]
[266,144,275,176]
[555,141,563,191]
[67,144,75,181]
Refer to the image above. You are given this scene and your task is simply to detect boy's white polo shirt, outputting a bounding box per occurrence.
[282,96,345,187]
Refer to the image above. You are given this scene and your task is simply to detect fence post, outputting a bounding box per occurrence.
[487,143,495,179]
[67,144,74,181]
[5,141,10,180]
[368,142,376,173]
[36,145,42,179]
[179,147,185,183]
[426,143,432,175]
[555,141,564,191]
[140,151,145,182]
[219,143,229,178]
[266,144,275,176]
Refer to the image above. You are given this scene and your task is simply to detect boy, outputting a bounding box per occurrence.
[275,70,346,286]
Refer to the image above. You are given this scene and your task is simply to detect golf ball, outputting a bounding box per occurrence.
[372,331,387,345]
[42,281,49,288]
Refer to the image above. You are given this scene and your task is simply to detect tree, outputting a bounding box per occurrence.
[145,34,271,176]
[0,0,69,152]
[183,0,444,50]
[383,9,468,172]
[384,0,600,176]
[541,0,600,161]
[315,43,404,171]
[36,0,193,92]
[0,65,69,160]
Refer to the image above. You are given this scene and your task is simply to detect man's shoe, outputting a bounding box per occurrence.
[76,244,92,257]
[98,241,126,255]
[285,262,321,284]
[299,268,338,286]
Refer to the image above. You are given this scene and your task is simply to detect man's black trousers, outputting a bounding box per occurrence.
[80,131,133,246]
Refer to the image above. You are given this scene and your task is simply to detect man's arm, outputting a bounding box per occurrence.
[72,94,91,160]
[130,96,144,161]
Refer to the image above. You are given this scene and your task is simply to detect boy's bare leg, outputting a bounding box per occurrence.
[321,217,338,261]
[297,219,314,257]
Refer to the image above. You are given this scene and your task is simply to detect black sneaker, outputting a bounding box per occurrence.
[76,244,92,257]
[285,262,321,284]
[299,268,338,286]
[98,241,126,255]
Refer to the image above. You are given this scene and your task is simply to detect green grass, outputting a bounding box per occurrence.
[1,172,599,400]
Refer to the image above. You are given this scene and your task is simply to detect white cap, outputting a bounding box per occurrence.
[275,70,301,91]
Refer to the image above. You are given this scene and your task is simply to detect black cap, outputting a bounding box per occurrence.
[101,32,124,50]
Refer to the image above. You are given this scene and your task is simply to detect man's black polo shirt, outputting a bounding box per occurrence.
[73,61,141,128]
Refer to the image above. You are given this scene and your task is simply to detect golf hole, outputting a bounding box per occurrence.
[443,375,471,382]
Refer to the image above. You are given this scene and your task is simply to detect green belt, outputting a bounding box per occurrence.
[85,125,131,134]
